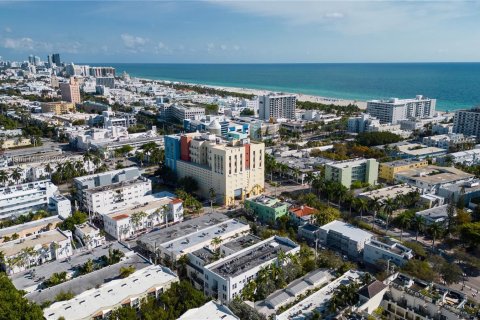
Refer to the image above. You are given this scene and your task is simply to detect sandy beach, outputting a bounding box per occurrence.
[206,84,368,109]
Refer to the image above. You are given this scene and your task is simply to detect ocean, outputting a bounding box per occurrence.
[95,63,480,111]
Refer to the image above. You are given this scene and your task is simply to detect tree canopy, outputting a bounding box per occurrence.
[355,131,403,147]
[0,273,44,320]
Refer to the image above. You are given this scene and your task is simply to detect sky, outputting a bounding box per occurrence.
[0,0,479,63]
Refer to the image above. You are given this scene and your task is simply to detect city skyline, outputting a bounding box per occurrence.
[0,1,479,63]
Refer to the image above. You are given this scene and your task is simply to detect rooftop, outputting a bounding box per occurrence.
[289,205,318,218]
[12,242,130,293]
[366,239,413,257]
[178,301,239,320]
[0,228,70,257]
[328,158,372,169]
[395,165,474,185]
[396,143,447,156]
[137,213,248,255]
[277,270,362,320]
[359,184,418,202]
[439,180,480,193]
[416,204,450,219]
[42,264,177,320]
[381,159,428,167]
[0,215,61,239]
[320,220,373,243]
[207,236,298,278]
[358,280,387,299]
[85,177,149,195]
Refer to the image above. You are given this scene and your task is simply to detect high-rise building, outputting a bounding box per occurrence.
[89,66,116,77]
[47,54,52,67]
[52,53,61,65]
[59,78,81,103]
[258,93,296,121]
[164,132,265,205]
[366,95,436,124]
[453,107,480,138]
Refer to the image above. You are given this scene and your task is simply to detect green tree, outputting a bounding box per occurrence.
[401,259,436,282]
[119,265,136,278]
[109,306,137,320]
[0,273,44,319]
[314,207,340,226]
[159,281,207,319]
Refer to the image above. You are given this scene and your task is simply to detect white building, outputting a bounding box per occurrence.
[422,133,475,150]
[178,301,240,320]
[415,204,454,226]
[366,95,436,124]
[453,107,480,137]
[363,239,413,267]
[0,228,73,275]
[202,236,300,303]
[445,148,480,166]
[74,222,106,249]
[318,220,373,259]
[48,194,72,219]
[258,93,296,121]
[73,168,151,214]
[99,192,183,240]
[43,265,179,320]
[0,180,58,220]
[138,213,250,264]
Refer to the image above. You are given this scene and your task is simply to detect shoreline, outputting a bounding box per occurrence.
[136,76,368,109]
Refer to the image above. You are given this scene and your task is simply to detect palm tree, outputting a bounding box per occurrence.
[130,211,148,232]
[396,213,411,241]
[45,163,53,178]
[412,215,425,241]
[210,237,222,252]
[369,196,381,229]
[428,222,444,251]
[382,197,397,231]
[354,197,369,219]
[0,170,8,186]
[10,168,22,185]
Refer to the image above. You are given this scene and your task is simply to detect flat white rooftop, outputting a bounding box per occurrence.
[0,228,69,257]
[320,220,373,243]
[43,265,178,320]
[178,301,239,320]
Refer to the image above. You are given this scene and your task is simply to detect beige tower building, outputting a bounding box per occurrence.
[165,132,265,205]
[60,77,81,103]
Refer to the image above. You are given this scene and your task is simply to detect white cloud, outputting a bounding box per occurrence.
[220,44,227,51]
[4,27,12,33]
[121,33,149,49]
[233,45,240,51]
[1,37,53,51]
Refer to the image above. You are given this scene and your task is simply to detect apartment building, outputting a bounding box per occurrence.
[0,180,58,220]
[74,222,106,250]
[245,195,289,224]
[366,95,436,124]
[95,77,115,89]
[438,179,480,206]
[73,167,151,213]
[422,133,475,150]
[363,239,413,267]
[1,137,32,149]
[202,236,300,303]
[0,215,61,244]
[319,220,373,259]
[379,159,429,183]
[43,265,178,320]
[383,273,468,320]
[99,192,183,240]
[165,132,265,205]
[394,165,473,194]
[258,93,296,121]
[60,78,81,103]
[0,228,73,275]
[325,158,379,188]
[453,107,480,138]
[41,102,76,114]
[446,148,480,166]
[137,213,250,264]
[89,66,116,77]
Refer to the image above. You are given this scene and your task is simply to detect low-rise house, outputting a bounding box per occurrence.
[363,239,413,267]
[379,159,428,183]
[288,205,318,226]
[42,265,179,320]
[356,280,389,314]
[245,195,289,225]
[298,223,321,244]
[359,184,419,205]
[422,133,475,150]
[393,143,447,160]
[0,215,60,244]
[438,180,480,207]
[74,222,105,249]
[0,228,73,275]
[445,148,480,166]
[319,220,373,259]
[415,204,455,226]
[99,192,183,240]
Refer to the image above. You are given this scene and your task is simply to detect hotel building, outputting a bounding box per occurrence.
[165,132,265,205]
[325,158,379,188]
[366,95,436,124]
[258,93,296,121]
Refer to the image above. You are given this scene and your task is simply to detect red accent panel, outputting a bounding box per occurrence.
[180,136,191,161]
[244,144,250,169]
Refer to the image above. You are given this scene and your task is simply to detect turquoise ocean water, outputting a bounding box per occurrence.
[96,63,480,111]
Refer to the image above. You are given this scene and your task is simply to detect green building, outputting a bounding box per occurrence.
[325,158,379,188]
[245,195,289,224]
